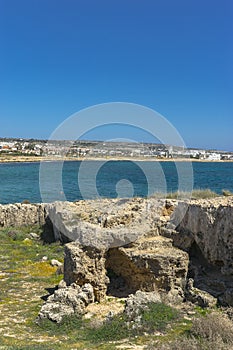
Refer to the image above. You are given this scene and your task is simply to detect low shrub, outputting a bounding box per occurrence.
[152,189,219,200]
[190,311,233,344]
[148,336,230,350]
[147,311,233,350]
[222,189,233,196]
[190,189,219,199]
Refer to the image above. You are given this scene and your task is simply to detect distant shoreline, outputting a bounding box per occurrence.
[0,155,233,164]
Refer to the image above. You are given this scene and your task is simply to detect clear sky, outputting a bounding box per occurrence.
[0,0,232,150]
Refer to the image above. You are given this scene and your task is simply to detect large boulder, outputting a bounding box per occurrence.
[63,235,189,304]
[106,236,189,303]
[171,197,233,275]
[64,242,108,302]
[169,197,233,306]
[45,198,169,249]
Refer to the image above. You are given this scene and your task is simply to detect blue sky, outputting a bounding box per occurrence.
[0,0,232,150]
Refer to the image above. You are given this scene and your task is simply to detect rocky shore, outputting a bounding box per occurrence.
[1,196,233,323]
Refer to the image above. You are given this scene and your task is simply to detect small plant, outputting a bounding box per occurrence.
[37,314,83,334]
[21,199,31,204]
[151,189,220,200]
[222,189,233,197]
[85,314,130,342]
[190,189,219,199]
[139,302,179,333]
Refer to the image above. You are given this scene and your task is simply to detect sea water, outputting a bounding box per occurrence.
[0,161,232,204]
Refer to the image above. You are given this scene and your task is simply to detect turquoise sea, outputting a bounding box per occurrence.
[0,161,232,204]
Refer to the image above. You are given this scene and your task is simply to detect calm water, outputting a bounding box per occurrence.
[0,161,232,204]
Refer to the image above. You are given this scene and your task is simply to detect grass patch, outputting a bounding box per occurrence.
[140,302,179,333]
[22,261,57,277]
[152,188,221,200]
[37,314,83,334]
[190,189,219,199]
[85,314,130,342]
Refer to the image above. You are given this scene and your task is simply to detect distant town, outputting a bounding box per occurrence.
[0,137,232,161]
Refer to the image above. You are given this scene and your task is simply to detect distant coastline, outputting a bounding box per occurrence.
[0,155,233,164]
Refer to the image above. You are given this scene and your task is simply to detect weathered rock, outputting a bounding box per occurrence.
[171,197,233,275]
[185,278,217,308]
[51,259,63,275]
[106,236,189,303]
[64,242,108,302]
[50,259,63,267]
[3,195,232,318]
[37,283,94,323]
[167,197,233,306]
[29,232,40,240]
[160,226,194,252]
[58,279,67,289]
[45,198,169,249]
[124,290,161,321]
[0,203,46,227]
[219,289,233,307]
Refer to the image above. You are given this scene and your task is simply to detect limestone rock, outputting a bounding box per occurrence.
[50,259,63,267]
[29,232,40,240]
[219,289,233,307]
[0,203,45,227]
[64,242,108,302]
[124,290,161,321]
[45,198,169,249]
[106,236,189,303]
[37,283,94,323]
[185,279,217,308]
[172,197,233,275]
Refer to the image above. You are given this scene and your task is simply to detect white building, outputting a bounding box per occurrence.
[207,153,221,161]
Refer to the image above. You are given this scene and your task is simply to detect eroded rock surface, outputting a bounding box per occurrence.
[37,282,94,323]
[41,196,233,317]
[171,197,233,274]
[64,242,108,302]
[125,290,161,321]
[169,197,233,306]
[0,203,45,227]
[45,197,171,249]
[106,236,188,303]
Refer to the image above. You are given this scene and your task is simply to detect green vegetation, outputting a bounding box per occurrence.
[140,302,179,333]
[1,225,233,349]
[146,311,233,349]
[222,189,233,197]
[36,302,179,344]
[152,188,226,200]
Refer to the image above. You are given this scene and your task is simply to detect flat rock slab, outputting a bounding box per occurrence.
[45,197,174,249]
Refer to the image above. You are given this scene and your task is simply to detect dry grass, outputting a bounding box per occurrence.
[147,311,233,350]
[151,189,220,200]
[190,311,233,344]
[222,189,233,197]
[153,337,231,350]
